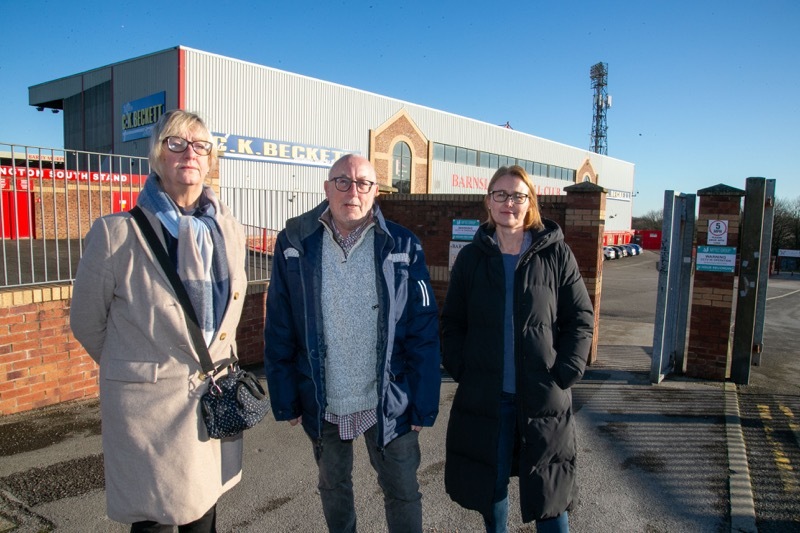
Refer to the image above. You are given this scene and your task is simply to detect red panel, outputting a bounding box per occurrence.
[178,47,186,109]
[1,191,33,239]
[112,190,140,212]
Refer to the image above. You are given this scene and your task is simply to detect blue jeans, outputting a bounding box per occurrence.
[483,394,569,533]
[312,420,422,533]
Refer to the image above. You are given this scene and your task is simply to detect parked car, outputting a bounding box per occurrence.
[611,245,628,258]
[622,244,639,256]
[603,246,618,260]
[628,243,643,255]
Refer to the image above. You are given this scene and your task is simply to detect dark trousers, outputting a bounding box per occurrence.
[313,420,422,533]
[130,504,217,533]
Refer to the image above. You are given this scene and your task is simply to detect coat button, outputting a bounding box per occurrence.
[219,332,227,340]
[233,292,240,300]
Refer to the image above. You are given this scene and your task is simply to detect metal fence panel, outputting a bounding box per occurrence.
[1,144,311,288]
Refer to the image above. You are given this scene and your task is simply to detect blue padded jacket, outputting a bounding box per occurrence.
[264,201,441,448]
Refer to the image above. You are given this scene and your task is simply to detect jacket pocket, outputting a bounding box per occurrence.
[384,379,410,420]
[105,359,159,383]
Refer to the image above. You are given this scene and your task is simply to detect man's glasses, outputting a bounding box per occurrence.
[163,136,213,156]
[489,190,530,204]
[329,176,376,193]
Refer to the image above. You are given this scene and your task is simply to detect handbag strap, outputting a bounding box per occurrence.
[129,206,216,376]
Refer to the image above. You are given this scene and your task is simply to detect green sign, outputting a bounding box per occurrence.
[452,219,480,241]
[696,245,736,273]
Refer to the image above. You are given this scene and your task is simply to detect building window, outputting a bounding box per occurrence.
[433,143,445,161]
[392,142,412,193]
[433,142,576,184]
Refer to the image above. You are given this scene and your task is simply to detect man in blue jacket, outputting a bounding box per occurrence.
[264,154,441,533]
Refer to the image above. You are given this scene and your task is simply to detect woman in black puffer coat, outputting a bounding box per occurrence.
[441,165,594,533]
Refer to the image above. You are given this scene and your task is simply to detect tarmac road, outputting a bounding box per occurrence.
[1,249,799,531]
[738,274,800,531]
[600,251,800,532]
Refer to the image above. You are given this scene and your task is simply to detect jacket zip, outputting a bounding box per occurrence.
[299,247,324,456]
[375,227,391,457]
[513,244,536,446]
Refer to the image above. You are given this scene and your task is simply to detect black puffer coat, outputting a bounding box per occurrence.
[441,219,594,522]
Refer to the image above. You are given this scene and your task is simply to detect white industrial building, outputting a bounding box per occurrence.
[29,46,635,242]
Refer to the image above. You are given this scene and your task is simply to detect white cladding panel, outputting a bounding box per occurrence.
[182,49,633,195]
[218,158,327,193]
[30,76,83,105]
[37,47,633,224]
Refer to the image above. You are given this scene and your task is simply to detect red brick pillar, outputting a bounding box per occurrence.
[686,185,744,380]
[563,182,606,365]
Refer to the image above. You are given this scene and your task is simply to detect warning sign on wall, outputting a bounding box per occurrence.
[696,245,736,273]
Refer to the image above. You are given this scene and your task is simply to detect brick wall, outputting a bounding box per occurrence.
[378,184,606,363]
[0,283,267,416]
[36,187,122,239]
[0,286,97,415]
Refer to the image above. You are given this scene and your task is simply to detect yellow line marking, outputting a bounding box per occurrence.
[757,403,798,493]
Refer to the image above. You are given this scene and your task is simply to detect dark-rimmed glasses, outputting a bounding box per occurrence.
[489,190,529,204]
[329,176,376,193]
[163,136,213,156]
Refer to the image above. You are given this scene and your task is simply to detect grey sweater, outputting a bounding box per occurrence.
[321,227,379,415]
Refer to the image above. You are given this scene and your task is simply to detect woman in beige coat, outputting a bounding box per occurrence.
[70,110,247,532]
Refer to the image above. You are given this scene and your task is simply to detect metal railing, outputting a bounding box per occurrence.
[0,143,324,289]
[220,187,325,284]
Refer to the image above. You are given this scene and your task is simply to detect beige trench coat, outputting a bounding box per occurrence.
[70,204,247,525]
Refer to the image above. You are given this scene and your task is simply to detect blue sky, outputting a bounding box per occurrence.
[1,0,797,215]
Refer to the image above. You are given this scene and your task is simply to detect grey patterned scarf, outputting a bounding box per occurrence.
[136,173,230,345]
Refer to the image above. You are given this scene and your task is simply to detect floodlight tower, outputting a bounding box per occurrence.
[590,62,611,155]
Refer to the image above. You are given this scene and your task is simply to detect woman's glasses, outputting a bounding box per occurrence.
[163,136,213,156]
[489,190,529,204]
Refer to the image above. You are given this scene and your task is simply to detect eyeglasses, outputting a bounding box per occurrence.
[489,190,530,204]
[163,136,213,156]
[329,176,376,193]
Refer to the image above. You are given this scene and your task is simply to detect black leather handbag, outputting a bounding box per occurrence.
[130,206,270,439]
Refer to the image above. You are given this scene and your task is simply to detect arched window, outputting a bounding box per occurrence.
[392,142,412,193]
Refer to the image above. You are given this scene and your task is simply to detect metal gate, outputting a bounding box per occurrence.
[651,191,696,383]
[730,177,775,384]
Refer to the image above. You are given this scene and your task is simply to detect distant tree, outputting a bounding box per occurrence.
[632,209,663,230]
[770,197,800,256]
